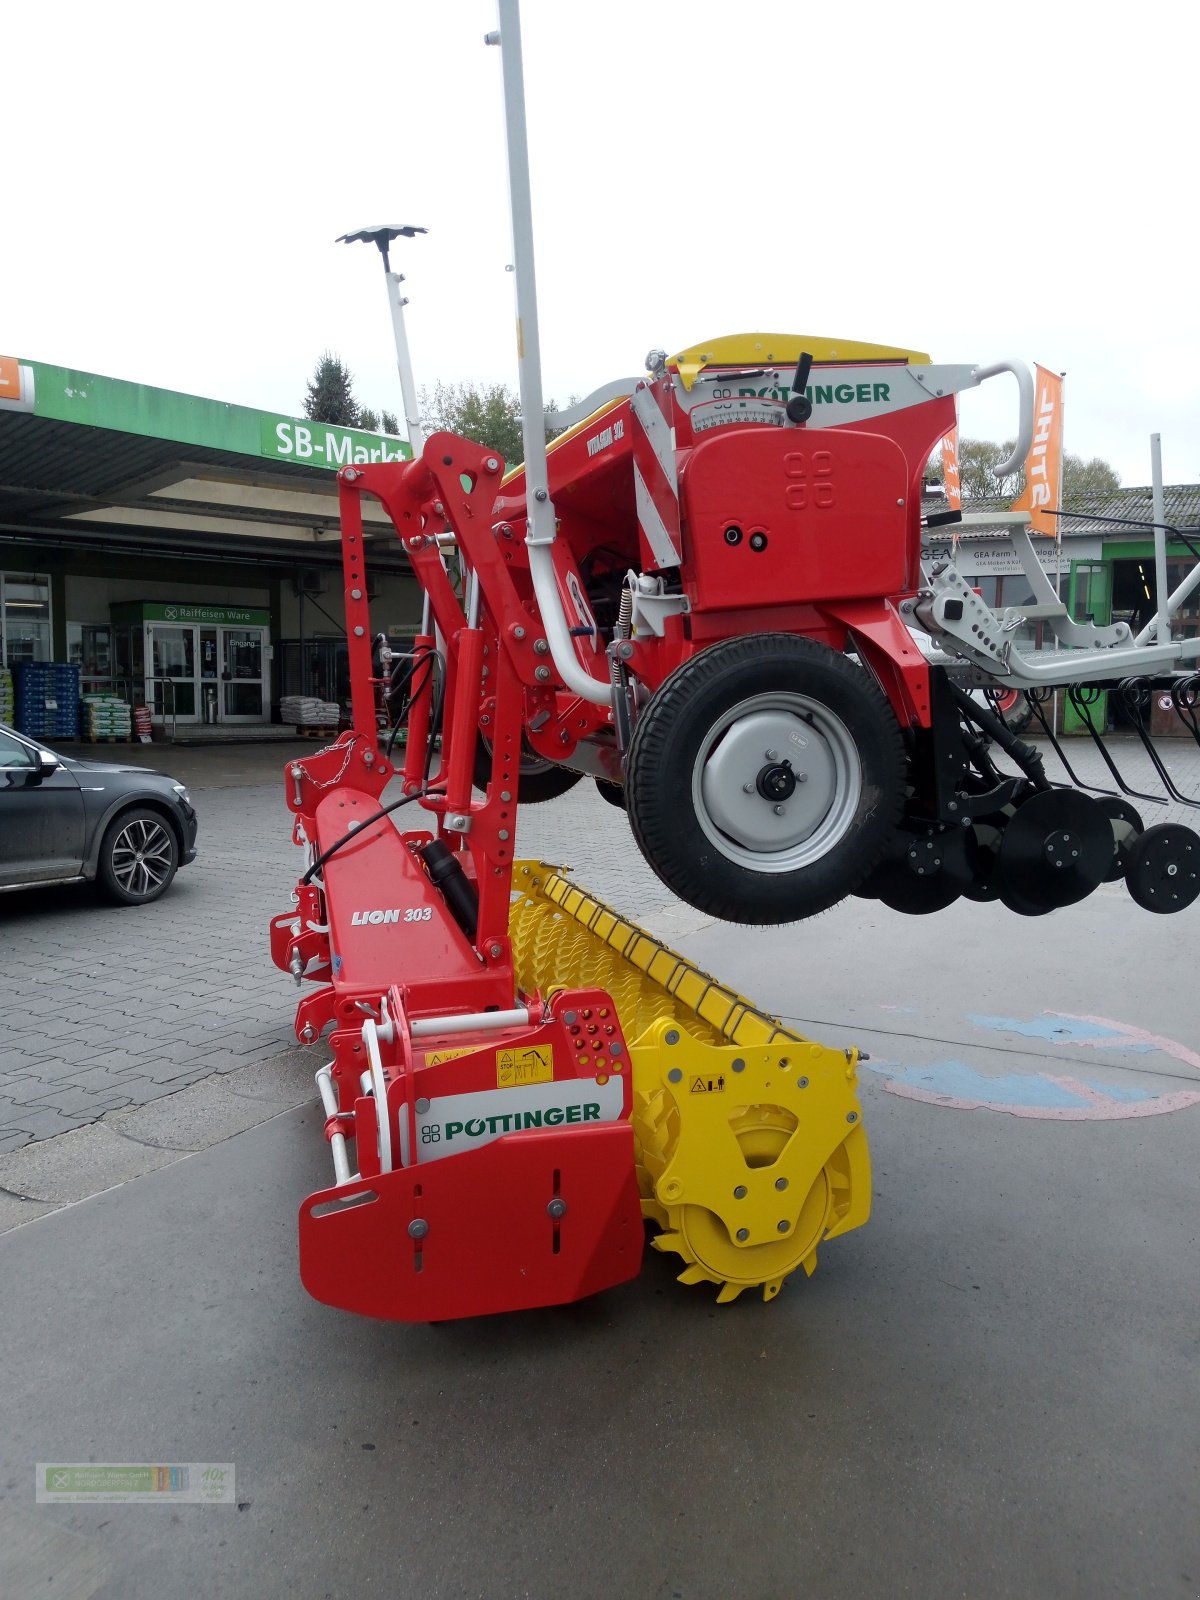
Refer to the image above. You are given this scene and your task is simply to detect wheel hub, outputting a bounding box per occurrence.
[697,700,860,865]
[755,759,797,803]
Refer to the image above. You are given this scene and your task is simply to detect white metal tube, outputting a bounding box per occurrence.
[489,2,610,707]
[1135,557,1200,645]
[409,1006,530,1039]
[971,360,1035,478]
[315,1065,353,1187]
[1151,433,1170,646]
[386,269,425,455]
[492,0,550,541]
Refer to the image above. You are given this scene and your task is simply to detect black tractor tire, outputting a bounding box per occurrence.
[473,736,584,804]
[969,685,1034,733]
[625,634,906,924]
[97,807,180,906]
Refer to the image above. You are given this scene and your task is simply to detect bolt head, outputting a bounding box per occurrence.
[665,1029,680,1046]
[734,1185,748,1199]
[547,1198,567,1219]
[736,1228,750,1243]
[535,666,551,681]
[488,943,503,959]
[407,1219,429,1240]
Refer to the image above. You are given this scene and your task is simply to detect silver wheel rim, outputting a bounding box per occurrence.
[109,817,174,897]
[692,692,862,872]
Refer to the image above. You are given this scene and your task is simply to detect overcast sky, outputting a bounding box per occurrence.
[6,0,1197,487]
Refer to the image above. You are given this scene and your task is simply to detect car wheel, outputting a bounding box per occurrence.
[98,808,180,905]
[625,634,906,924]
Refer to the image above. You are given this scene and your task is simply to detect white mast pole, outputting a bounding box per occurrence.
[486,1,609,705]
[1150,433,1170,644]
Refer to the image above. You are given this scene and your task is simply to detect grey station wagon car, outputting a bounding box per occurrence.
[0,722,197,905]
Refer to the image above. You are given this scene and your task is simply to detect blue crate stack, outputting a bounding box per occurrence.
[16,663,81,740]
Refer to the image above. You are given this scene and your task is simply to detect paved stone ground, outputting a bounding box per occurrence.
[0,740,696,1153]
[2,731,1199,1153]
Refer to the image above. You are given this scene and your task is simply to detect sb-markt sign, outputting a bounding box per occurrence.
[262,416,413,470]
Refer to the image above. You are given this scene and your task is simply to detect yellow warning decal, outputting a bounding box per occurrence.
[425,1046,478,1068]
[497,1045,554,1089]
[690,1075,727,1094]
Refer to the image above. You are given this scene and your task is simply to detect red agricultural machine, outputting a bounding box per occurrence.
[271,1,1200,1323]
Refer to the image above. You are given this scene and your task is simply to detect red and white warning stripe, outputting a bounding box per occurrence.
[631,379,682,569]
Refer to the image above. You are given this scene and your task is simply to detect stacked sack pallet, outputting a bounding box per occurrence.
[0,667,13,726]
[280,694,341,735]
[16,663,81,741]
[81,691,134,743]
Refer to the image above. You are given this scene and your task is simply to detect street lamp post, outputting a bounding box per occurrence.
[336,224,428,455]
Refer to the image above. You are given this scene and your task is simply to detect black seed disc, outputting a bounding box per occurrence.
[995,789,1112,913]
[961,823,1003,903]
[1124,823,1200,913]
[1094,796,1145,884]
[876,826,971,915]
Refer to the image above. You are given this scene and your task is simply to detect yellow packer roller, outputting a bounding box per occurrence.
[509,864,871,1303]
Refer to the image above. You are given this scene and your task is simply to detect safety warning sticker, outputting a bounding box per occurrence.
[690,1075,727,1094]
[497,1045,555,1089]
[424,1045,478,1068]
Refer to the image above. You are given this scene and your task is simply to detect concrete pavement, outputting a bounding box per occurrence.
[1,735,1198,1597]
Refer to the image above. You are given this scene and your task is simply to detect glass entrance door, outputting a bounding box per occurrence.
[219,627,267,721]
[147,625,197,723]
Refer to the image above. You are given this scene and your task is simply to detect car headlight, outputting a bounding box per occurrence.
[171,782,191,805]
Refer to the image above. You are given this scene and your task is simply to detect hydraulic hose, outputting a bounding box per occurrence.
[946,680,1049,790]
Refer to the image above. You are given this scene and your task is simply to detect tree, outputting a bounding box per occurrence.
[951,438,1120,505]
[305,353,361,426]
[1062,454,1120,501]
[958,438,1022,501]
[418,381,570,467]
[303,356,403,435]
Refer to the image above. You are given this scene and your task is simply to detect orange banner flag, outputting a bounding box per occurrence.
[1011,366,1064,536]
[939,427,961,511]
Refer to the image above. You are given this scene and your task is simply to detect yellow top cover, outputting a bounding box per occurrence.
[668,332,931,389]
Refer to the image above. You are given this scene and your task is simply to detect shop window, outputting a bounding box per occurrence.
[1,574,52,668]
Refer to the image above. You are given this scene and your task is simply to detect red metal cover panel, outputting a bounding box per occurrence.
[299,1122,643,1321]
[679,426,911,607]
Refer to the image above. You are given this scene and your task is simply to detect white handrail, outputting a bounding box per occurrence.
[970,360,1035,479]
